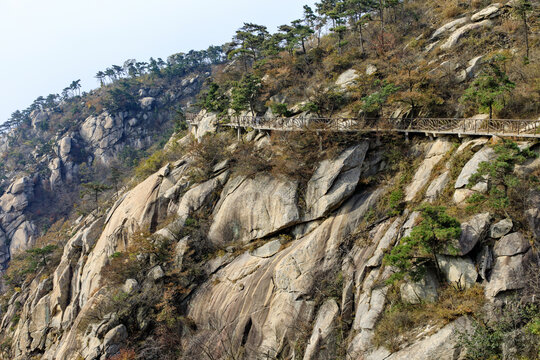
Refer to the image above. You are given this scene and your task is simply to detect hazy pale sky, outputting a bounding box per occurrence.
[0,0,316,123]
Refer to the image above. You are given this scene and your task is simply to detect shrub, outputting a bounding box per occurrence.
[134,150,168,180]
[4,244,61,289]
[468,140,536,215]
[387,189,405,217]
[186,133,233,183]
[109,349,137,360]
[458,301,540,360]
[374,285,485,351]
[385,204,461,283]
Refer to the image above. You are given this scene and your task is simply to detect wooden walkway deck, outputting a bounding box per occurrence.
[186,114,540,139]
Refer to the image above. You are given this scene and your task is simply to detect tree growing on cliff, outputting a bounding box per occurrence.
[460,55,515,119]
[385,204,461,283]
[231,73,262,116]
[228,23,269,69]
[514,0,533,59]
[80,182,112,212]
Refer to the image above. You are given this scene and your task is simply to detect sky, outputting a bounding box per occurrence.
[0,0,317,124]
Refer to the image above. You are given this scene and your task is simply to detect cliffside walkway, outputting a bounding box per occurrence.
[186,113,540,139]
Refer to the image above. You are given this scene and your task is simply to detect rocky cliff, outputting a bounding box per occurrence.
[0,73,206,274]
[0,0,538,359]
[0,116,537,359]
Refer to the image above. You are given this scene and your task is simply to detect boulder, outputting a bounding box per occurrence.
[10,221,37,255]
[430,17,469,40]
[148,266,165,281]
[456,138,488,154]
[208,176,299,244]
[176,174,228,225]
[336,69,359,89]
[493,232,530,257]
[192,111,218,140]
[449,212,491,256]
[303,299,340,360]
[466,55,484,78]
[123,279,139,294]
[366,64,377,76]
[438,255,478,289]
[305,143,369,220]
[400,270,439,304]
[490,219,513,239]
[10,177,29,194]
[441,20,494,50]
[455,146,496,188]
[139,97,155,110]
[471,3,502,22]
[485,249,534,298]
[102,324,127,355]
[59,136,72,159]
[453,188,474,204]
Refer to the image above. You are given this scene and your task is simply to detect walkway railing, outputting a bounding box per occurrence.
[186,113,540,138]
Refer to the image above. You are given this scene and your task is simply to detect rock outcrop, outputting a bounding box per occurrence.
[0,129,537,360]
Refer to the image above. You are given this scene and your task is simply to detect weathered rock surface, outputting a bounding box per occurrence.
[250,239,282,258]
[490,218,513,239]
[305,144,369,219]
[188,189,381,357]
[493,232,530,257]
[303,299,340,360]
[2,131,538,360]
[405,139,452,201]
[425,171,450,202]
[381,317,471,360]
[400,270,439,304]
[455,146,496,188]
[446,212,491,256]
[336,69,359,89]
[471,3,502,22]
[430,17,469,40]
[191,110,218,140]
[441,20,494,50]
[485,249,534,298]
[208,175,300,244]
[438,255,478,289]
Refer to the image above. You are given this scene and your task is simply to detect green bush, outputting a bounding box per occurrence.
[468,140,536,214]
[387,189,405,217]
[385,204,461,283]
[134,150,168,179]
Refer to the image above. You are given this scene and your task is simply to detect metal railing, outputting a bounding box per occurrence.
[185,113,540,138]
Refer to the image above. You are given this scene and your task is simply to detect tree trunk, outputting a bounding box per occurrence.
[523,15,529,58]
[432,251,443,283]
[359,25,365,54]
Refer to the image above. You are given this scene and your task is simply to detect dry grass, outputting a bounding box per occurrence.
[374,284,485,352]
[442,1,464,19]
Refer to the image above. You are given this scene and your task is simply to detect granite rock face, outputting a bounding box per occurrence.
[305,143,369,220]
[0,132,537,360]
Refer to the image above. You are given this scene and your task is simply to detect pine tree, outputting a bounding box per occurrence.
[461,55,515,119]
[385,205,461,283]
